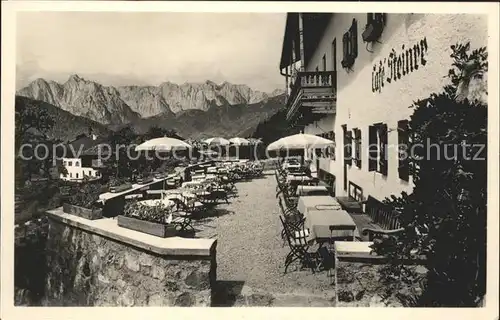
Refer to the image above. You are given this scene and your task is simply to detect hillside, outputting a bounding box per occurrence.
[15,96,110,142]
[131,94,286,139]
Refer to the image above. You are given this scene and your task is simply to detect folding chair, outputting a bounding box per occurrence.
[280,215,316,274]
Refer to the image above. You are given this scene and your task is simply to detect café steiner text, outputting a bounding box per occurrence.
[372,37,428,93]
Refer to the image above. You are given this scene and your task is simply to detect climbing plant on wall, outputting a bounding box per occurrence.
[371,42,488,307]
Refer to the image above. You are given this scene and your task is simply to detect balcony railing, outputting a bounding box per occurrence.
[286,71,337,121]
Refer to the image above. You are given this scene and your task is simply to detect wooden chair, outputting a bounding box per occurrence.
[280,215,316,274]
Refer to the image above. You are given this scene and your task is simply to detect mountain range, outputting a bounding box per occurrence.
[16,75,286,141]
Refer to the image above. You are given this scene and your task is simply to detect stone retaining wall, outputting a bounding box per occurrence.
[43,210,217,306]
[335,260,427,307]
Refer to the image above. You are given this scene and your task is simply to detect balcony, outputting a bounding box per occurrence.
[286,71,337,122]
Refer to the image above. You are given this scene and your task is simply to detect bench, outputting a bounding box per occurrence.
[361,196,404,240]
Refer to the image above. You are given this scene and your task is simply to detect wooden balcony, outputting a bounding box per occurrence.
[286,71,337,121]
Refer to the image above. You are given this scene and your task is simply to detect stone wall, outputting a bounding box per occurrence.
[43,215,217,306]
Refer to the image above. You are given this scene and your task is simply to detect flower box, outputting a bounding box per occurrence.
[117,215,178,238]
[136,176,154,185]
[109,183,133,193]
[62,203,103,220]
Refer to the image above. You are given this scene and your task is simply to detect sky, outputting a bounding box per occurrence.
[16,12,287,92]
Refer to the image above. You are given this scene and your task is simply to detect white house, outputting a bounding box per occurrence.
[60,133,104,182]
[279,13,487,203]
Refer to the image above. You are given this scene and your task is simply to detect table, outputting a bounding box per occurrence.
[297,196,342,214]
[297,195,357,243]
[296,185,329,197]
[182,181,207,188]
[304,209,357,243]
[286,175,316,184]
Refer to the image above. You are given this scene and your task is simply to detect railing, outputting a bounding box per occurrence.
[286,71,337,119]
[365,196,401,230]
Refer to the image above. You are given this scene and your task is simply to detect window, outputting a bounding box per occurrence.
[75,161,80,167]
[63,161,67,166]
[341,19,358,69]
[368,123,388,175]
[352,128,362,168]
[322,54,327,71]
[344,127,353,165]
[398,120,410,181]
[69,173,72,178]
[76,173,79,179]
[329,131,336,160]
[68,161,72,166]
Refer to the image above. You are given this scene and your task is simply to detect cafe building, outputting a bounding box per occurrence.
[279,13,487,203]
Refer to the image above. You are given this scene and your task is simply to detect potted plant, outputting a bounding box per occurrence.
[108,177,133,193]
[117,200,177,238]
[62,183,103,220]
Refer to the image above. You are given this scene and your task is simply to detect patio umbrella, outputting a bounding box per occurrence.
[135,137,191,201]
[135,137,192,152]
[229,137,251,146]
[266,133,334,151]
[203,137,230,146]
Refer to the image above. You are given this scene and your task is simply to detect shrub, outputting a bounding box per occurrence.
[371,42,487,307]
[66,183,104,209]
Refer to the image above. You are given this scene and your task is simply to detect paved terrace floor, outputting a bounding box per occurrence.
[195,171,336,307]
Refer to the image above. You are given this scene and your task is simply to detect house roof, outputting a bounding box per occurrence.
[279,13,333,71]
[66,135,109,157]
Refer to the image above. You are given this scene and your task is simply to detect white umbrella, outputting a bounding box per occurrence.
[134,137,191,202]
[229,137,251,146]
[266,133,334,151]
[203,137,230,146]
[135,137,192,152]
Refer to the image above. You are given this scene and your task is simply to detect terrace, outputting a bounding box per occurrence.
[17,158,424,307]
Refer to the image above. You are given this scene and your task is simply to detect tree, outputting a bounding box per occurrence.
[371,42,488,307]
[15,99,56,186]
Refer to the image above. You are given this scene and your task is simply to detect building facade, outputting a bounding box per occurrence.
[60,134,105,182]
[279,13,487,202]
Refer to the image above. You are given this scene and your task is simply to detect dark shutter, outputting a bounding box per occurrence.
[367,13,374,25]
[379,124,388,176]
[345,129,353,165]
[398,120,410,181]
[342,32,349,61]
[368,125,378,171]
[354,129,362,168]
[331,131,336,160]
[351,19,358,58]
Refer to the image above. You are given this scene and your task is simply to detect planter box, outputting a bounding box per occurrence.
[136,177,154,184]
[117,215,178,238]
[109,183,133,193]
[62,203,103,220]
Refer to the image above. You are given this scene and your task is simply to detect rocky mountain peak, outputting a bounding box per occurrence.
[17,76,283,125]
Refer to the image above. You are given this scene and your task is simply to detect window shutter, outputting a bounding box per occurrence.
[398,120,410,181]
[345,129,353,165]
[379,124,388,176]
[342,32,349,61]
[354,129,362,168]
[368,125,378,171]
[367,13,373,25]
[351,19,358,58]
